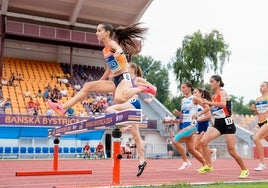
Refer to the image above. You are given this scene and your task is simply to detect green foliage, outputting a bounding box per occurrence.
[164,96,183,112]
[230,95,254,115]
[132,55,170,104]
[170,30,231,88]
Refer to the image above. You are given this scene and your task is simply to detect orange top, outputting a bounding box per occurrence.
[103,46,127,73]
[212,91,230,117]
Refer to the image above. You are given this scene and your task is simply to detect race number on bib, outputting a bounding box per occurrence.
[123,72,131,82]
[105,55,121,73]
[224,117,233,125]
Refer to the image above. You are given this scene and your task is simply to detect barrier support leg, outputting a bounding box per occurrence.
[112,128,122,185]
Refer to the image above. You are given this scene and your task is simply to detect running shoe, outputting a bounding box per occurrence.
[178,161,192,170]
[239,169,249,179]
[254,163,266,171]
[137,161,147,177]
[47,100,65,116]
[197,165,213,174]
[211,148,217,162]
[137,84,157,96]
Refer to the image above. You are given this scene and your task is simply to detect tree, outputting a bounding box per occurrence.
[132,55,170,104]
[169,30,231,88]
[230,95,254,115]
[164,96,183,112]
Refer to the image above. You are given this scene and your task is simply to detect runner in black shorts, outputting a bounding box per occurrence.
[200,75,249,179]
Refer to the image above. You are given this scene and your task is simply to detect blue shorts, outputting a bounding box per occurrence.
[130,98,141,109]
[197,121,209,134]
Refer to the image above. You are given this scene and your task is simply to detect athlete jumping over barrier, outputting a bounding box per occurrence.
[48,22,156,116]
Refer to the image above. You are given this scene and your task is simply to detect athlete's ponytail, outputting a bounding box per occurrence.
[129,62,143,78]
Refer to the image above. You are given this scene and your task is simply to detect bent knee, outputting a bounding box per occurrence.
[199,139,208,147]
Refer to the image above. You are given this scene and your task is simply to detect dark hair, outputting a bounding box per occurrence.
[100,22,148,54]
[211,75,224,87]
[183,81,194,92]
[263,81,268,87]
[196,88,211,101]
[129,62,143,77]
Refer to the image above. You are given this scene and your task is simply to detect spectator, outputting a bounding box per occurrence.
[0,97,6,114]
[45,107,54,116]
[92,103,100,115]
[9,72,15,86]
[4,98,11,109]
[45,83,52,92]
[106,93,114,106]
[43,88,50,101]
[1,77,8,86]
[36,89,42,98]
[67,107,74,116]
[50,87,60,102]
[24,89,31,98]
[83,142,91,159]
[26,98,35,114]
[167,135,174,159]
[81,97,89,106]
[74,83,81,91]
[96,141,104,158]
[0,97,5,107]
[60,88,68,97]
[33,99,41,115]
[98,97,106,113]
[79,68,87,80]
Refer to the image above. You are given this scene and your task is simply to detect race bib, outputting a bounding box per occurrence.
[182,110,192,122]
[212,107,226,119]
[224,117,233,125]
[123,72,131,82]
[105,55,121,73]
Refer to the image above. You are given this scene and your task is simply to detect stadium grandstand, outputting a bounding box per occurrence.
[0,0,262,161]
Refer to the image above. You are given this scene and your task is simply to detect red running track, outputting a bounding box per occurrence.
[1,158,268,187]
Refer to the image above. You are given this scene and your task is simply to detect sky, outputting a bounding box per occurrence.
[140,0,268,103]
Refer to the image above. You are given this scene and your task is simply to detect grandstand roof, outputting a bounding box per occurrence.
[0,0,153,65]
[0,0,153,31]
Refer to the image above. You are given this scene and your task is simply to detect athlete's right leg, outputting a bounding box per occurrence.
[200,127,220,167]
[129,125,145,164]
[48,80,116,115]
[185,136,206,166]
[253,124,268,165]
[129,124,147,177]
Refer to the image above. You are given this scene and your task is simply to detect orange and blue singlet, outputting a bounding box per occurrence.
[211,92,230,119]
[103,46,128,73]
